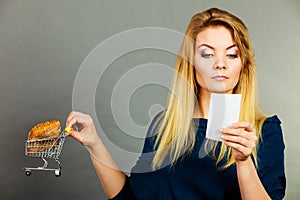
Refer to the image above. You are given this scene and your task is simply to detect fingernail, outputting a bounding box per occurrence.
[229,124,235,128]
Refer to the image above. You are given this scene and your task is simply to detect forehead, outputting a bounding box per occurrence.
[195,26,235,48]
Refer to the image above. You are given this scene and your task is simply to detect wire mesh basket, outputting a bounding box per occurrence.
[23,128,69,177]
[25,133,66,159]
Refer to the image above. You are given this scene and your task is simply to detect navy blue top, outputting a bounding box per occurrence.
[110,115,286,200]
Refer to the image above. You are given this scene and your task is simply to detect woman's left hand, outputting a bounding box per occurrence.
[220,122,257,162]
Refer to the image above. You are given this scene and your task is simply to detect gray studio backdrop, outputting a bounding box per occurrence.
[0,0,299,199]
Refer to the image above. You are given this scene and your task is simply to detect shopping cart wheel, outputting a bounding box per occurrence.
[54,169,61,177]
[25,170,31,176]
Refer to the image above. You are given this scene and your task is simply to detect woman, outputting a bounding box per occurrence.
[66,8,286,199]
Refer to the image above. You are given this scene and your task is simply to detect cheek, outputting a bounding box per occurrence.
[195,70,202,85]
[194,64,210,86]
[194,65,213,89]
[194,56,214,80]
[231,60,242,79]
[230,60,242,88]
[194,55,214,72]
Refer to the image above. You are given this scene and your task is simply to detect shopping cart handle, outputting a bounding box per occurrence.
[64,124,79,133]
[65,127,72,132]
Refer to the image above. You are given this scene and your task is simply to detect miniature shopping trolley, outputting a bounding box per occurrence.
[23,127,71,177]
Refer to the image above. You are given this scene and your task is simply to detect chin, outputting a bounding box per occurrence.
[208,88,233,94]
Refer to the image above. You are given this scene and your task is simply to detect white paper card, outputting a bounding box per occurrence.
[206,93,242,141]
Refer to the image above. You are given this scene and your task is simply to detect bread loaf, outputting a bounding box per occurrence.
[28,120,61,140]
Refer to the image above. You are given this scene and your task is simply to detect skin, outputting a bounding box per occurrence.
[66,112,126,199]
[66,26,271,199]
[194,26,242,96]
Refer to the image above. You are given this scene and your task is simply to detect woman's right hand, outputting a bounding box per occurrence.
[65,111,101,148]
[66,111,126,198]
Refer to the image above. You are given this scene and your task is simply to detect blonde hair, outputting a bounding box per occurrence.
[152,8,266,169]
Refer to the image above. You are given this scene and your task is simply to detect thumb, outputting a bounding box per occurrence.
[66,130,84,145]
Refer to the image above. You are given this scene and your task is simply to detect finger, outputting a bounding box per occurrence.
[66,112,92,129]
[220,128,252,140]
[224,141,252,156]
[66,112,76,127]
[67,111,89,123]
[66,117,87,131]
[229,121,254,132]
[221,134,248,147]
[66,130,84,144]
[222,134,257,151]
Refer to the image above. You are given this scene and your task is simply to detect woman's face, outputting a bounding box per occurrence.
[194,26,242,94]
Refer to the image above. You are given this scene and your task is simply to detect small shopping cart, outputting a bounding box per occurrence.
[23,127,71,177]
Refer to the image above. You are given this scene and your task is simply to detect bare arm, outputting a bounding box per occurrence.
[66,111,125,199]
[221,122,271,200]
[236,158,270,200]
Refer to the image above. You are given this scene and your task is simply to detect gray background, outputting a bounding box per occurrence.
[0,0,299,199]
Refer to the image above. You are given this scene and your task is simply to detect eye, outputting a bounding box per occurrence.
[226,53,238,59]
[201,53,213,58]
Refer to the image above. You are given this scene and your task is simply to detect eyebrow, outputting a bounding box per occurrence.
[198,43,237,50]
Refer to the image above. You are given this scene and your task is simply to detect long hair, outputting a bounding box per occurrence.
[152,7,266,169]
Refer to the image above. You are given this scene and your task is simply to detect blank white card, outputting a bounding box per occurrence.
[206,93,242,141]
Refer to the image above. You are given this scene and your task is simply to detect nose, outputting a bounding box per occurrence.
[213,55,227,70]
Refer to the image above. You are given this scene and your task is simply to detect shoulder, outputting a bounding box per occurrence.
[259,114,285,151]
[263,115,281,124]
[142,110,165,153]
[130,111,165,172]
[146,110,165,138]
[260,115,283,137]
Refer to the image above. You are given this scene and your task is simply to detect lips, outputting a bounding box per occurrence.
[212,75,229,80]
